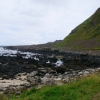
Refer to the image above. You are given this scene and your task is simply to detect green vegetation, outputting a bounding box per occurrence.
[0,94,8,100]
[57,8,100,50]
[2,73,100,100]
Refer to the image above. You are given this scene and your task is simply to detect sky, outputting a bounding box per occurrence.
[0,0,100,46]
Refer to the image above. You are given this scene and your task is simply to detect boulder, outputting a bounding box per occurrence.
[83,71,90,76]
[96,67,100,72]
[39,68,48,73]
[63,75,70,83]
[24,83,31,88]
[58,74,63,79]
[78,71,83,75]
[27,77,35,82]
[44,73,51,78]
[15,91,21,96]
[41,77,50,85]
[28,71,38,77]
[55,65,66,73]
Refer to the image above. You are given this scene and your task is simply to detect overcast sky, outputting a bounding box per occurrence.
[0,0,100,46]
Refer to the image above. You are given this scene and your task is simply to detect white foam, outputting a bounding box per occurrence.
[34,56,39,61]
[0,47,37,59]
[55,60,63,67]
[46,60,50,64]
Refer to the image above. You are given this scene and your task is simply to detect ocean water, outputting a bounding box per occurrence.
[0,47,63,66]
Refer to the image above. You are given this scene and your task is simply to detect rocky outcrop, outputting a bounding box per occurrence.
[27,67,100,86]
[0,66,100,95]
[1,52,100,79]
[1,49,100,95]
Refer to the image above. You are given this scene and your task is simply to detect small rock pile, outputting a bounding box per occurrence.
[0,67,100,95]
[27,67,100,86]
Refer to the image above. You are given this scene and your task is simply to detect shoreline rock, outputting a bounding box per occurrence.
[0,48,100,95]
[0,66,100,95]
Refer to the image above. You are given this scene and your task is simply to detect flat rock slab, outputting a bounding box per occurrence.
[0,79,29,88]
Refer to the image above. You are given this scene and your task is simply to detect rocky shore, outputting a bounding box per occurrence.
[0,67,100,95]
[0,47,100,95]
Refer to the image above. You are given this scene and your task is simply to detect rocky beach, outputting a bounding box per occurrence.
[0,47,100,95]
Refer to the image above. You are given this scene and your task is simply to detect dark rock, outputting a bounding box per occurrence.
[24,83,31,88]
[15,91,21,96]
[39,68,48,73]
[2,75,9,79]
[55,66,66,74]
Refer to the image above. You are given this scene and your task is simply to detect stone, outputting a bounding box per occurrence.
[55,65,66,73]
[78,71,83,75]
[27,77,35,82]
[34,76,40,79]
[0,87,3,92]
[47,68,56,73]
[83,71,90,76]
[41,77,50,85]
[56,82,63,86]
[63,77,69,83]
[40,70,47,73]
[24,83,31,88]
[28,71,38,77]
[58,75,63,79]
[44,73,51,78]
[54,78,62,81]
[15,91,21,95]
[64,72,70,75]
[86,69,95,73]
[2,75,9,79]
[96,67,100,72]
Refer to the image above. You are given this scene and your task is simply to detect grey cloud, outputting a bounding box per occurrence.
[0,0,100,45]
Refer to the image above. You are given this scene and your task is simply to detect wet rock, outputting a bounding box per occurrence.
[48,57,58,63]
[55,66,66,73]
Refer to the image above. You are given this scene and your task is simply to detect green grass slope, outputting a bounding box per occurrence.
[3,73,100,100]
[58,8,100,50]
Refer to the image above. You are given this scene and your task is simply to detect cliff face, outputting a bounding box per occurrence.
[58,8,100,50]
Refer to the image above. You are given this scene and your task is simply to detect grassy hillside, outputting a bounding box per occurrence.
[1,73,100,100]
[58,8,100,50]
